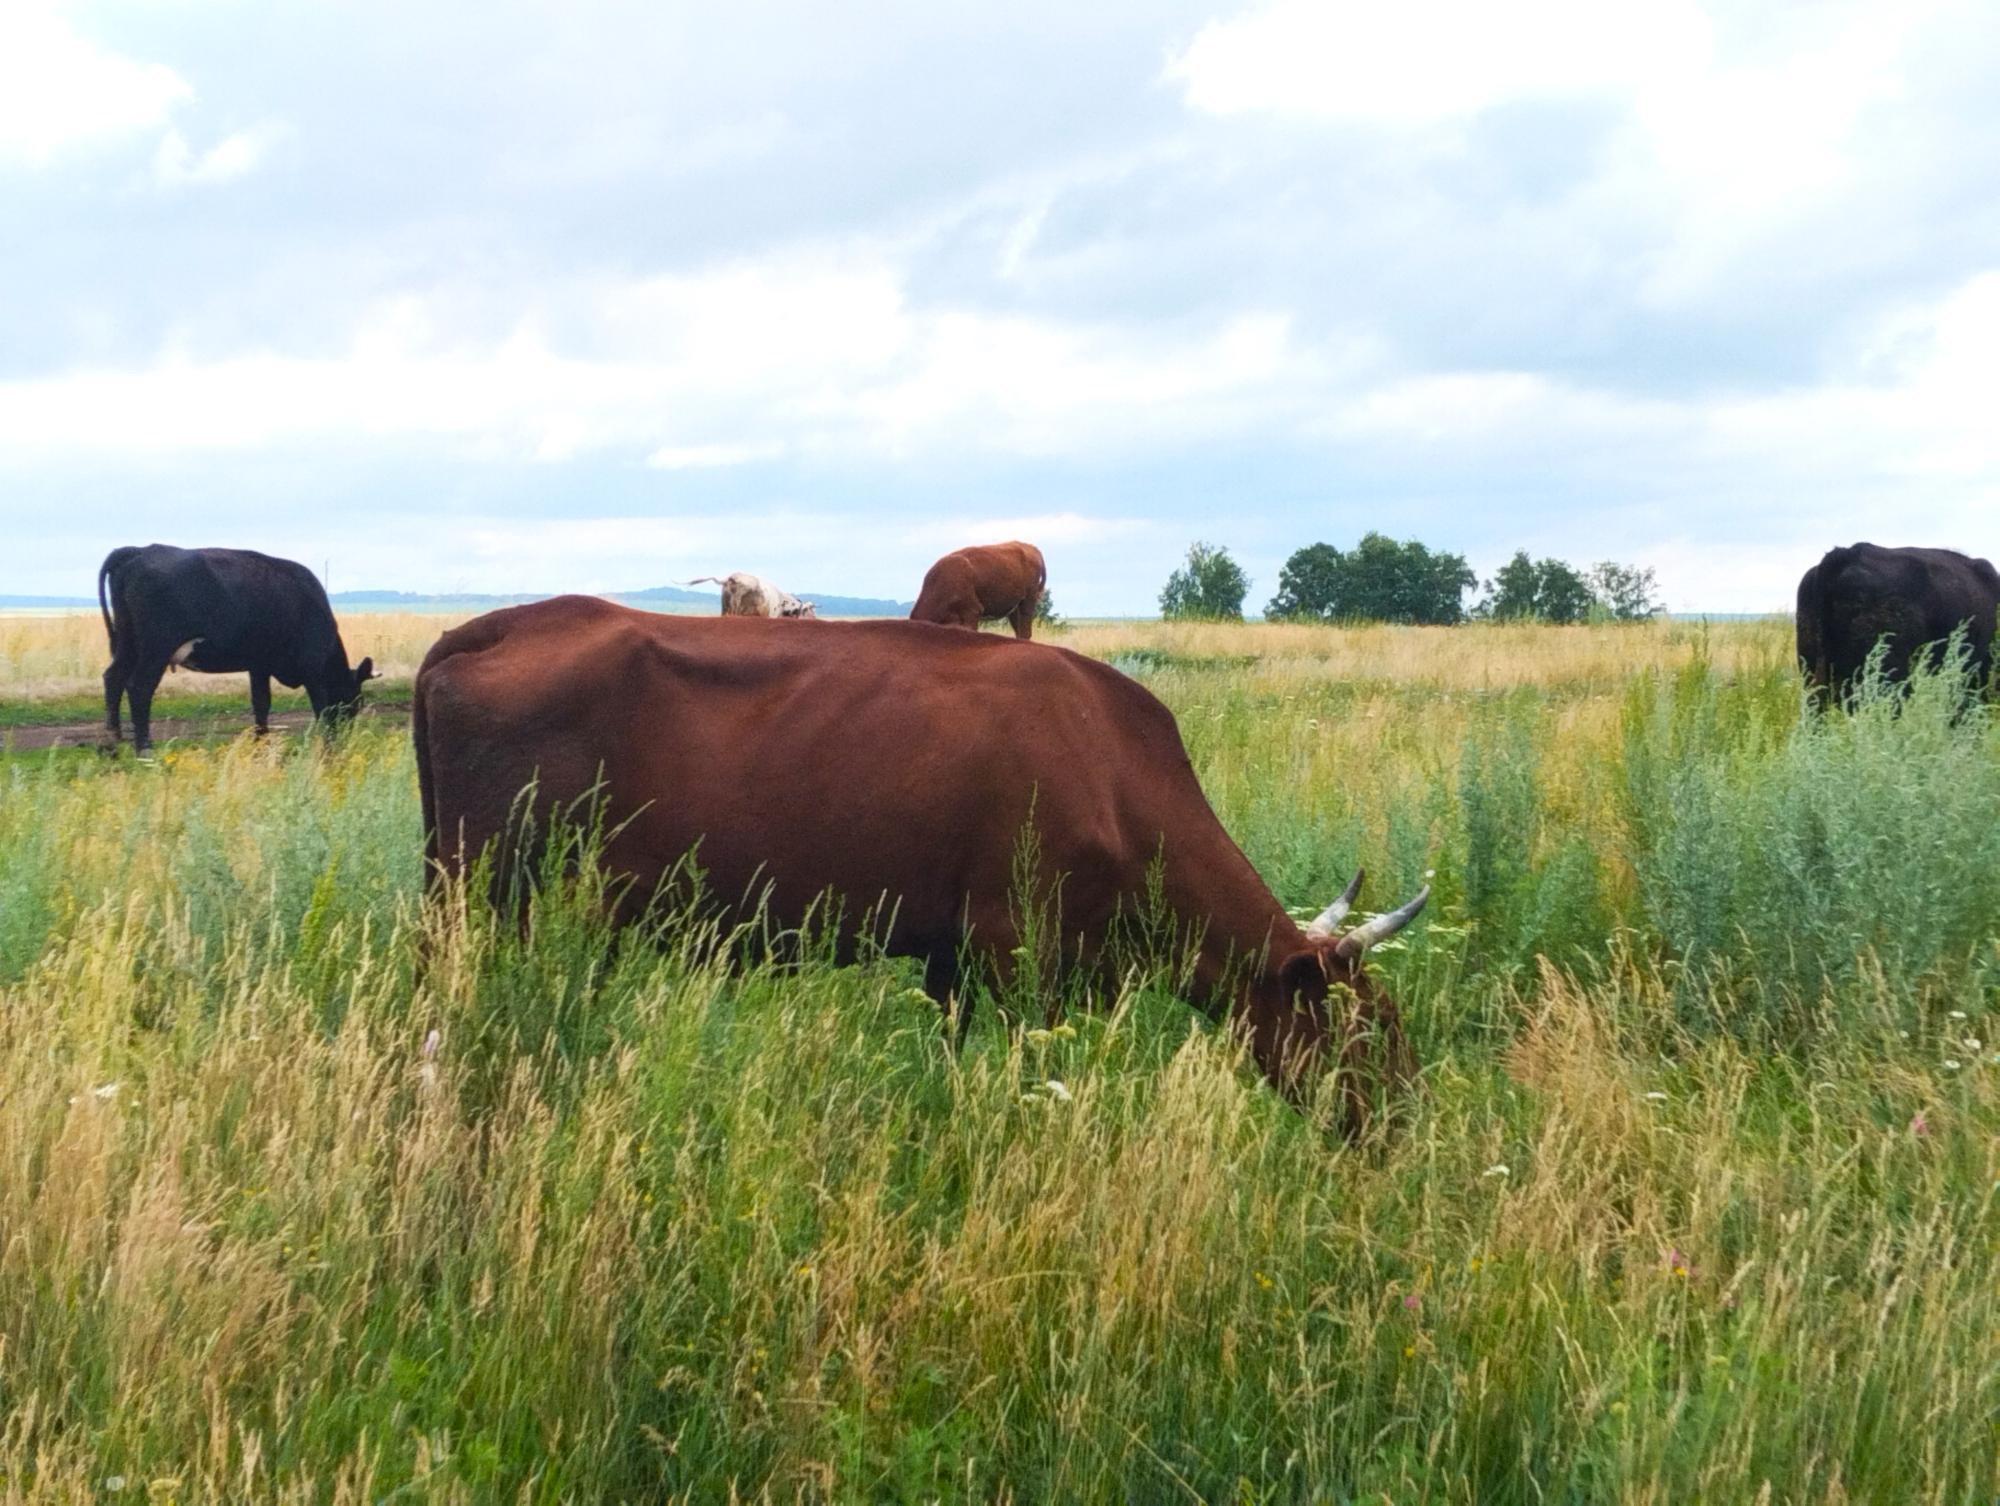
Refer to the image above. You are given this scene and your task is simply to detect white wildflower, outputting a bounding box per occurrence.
[422,1028,440,1060]
[92,1081,121,1100]
[1644,1091,1668,1103]
[1964,1038,1982,1052]
[1942,1059,1962,1072]
[105,1479,126,1494]
[1043,1079,1073,1102]
[1025,1028,1053,1046]
[1482,1164,1510,1179]
[1948,1010,1968,1021]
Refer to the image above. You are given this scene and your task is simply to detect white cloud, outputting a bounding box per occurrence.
[901,512,1151,548]
[0,3,191,166]
[153,124,279,188]
[646,442,783,470]
[1167,0,1709,124]
[1169,0,1940,303]
[0,252,1319,464]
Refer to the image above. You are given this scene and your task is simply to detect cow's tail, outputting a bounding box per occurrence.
[97,546,141,650]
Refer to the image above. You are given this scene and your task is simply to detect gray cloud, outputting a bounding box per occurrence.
[3,0,1998,613]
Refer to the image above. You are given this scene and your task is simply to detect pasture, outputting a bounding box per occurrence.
[1,613,1995,1502]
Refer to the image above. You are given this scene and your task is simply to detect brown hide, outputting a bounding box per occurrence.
[413,596,1416,1127]
[910,541,1047,639]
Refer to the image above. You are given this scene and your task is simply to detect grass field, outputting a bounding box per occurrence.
[1,613,1996,1502]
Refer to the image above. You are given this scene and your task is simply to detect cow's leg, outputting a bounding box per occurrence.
[101,653,127,749]
[127,664,166,757]
[250,671,272,734]
[1009,599,1035,640]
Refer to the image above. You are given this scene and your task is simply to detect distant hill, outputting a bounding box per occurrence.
[320,585,914,616]
[0,595,95,609]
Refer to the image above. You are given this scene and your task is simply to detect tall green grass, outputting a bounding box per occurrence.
[0,623,1995,1502]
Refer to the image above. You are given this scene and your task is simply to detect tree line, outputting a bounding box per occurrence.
[1158,534,1662,624]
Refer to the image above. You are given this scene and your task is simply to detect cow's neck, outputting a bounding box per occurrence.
[1163,845,1307,1023]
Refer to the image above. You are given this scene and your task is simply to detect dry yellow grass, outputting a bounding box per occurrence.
[0,617,1995,1500]
[0,611,469,700]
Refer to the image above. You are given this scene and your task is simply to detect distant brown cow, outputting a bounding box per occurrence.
[685,571,816,619]
[413,597,1427,1130]
[910,541,1046,639]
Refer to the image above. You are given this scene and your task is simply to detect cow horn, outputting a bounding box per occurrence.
[1334,885,1431,957]
[1303,868,1365,939]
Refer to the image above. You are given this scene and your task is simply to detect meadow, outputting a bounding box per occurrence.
[0,613,1995,1503]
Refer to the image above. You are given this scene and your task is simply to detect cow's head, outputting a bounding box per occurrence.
[320,655,378,725]
[782,599,818,619]
[1263,869,1427,1135]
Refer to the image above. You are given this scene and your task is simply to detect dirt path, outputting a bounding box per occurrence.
[3,704,411,752]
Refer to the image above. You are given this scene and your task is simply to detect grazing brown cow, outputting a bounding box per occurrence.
[910,540,1046,639]
[413,596,1426,1130]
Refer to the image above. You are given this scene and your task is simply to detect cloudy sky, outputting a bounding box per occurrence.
[3,0,1997,613]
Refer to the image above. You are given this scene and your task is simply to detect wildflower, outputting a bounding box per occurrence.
[422,1028,440,1060]
[1664,1247,1694,1279]
[1466,1256,1483,1273]
[796,1264,813,1280]
[1909,1111,1928,1138]
[1943,1059,1962,1072]
[1402,1292,1421,1313]
[1949,1010,1968,1021]
[92,1081,121,1100]
[1482,1163,1510,1179]
[1402,1344,1415,1359]
[1644,1091,1667,1103]
[1051,1023,1077,1039]
[1025,1028,1053,1047]
[105,1479,127,1493]
[1255,1270,1273,1291]
[1965,1038,1982,1052]
[1044,1079,1073,1102]
[1608,1401,1627,1417]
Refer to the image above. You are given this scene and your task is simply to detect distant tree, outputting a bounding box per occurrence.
[1160,541,1249,621]
[1035,588,1064,628]
[1488,552,1640,624]
[1588,561,1663,621]
[1534,559,1596,624]
[1481,551,1542,621]
[1264,543,1342,621]
[1265,532,1475,624]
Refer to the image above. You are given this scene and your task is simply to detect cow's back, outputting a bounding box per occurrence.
[1803,543,2000,691]
[415,597,1200,943]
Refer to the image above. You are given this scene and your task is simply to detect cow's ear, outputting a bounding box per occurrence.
[357,656,377,681]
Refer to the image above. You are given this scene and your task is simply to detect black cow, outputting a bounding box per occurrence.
[1796,543,1999,701]
[98,544,377,755]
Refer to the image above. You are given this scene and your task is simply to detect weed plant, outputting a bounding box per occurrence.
[0,619,1993,1502]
